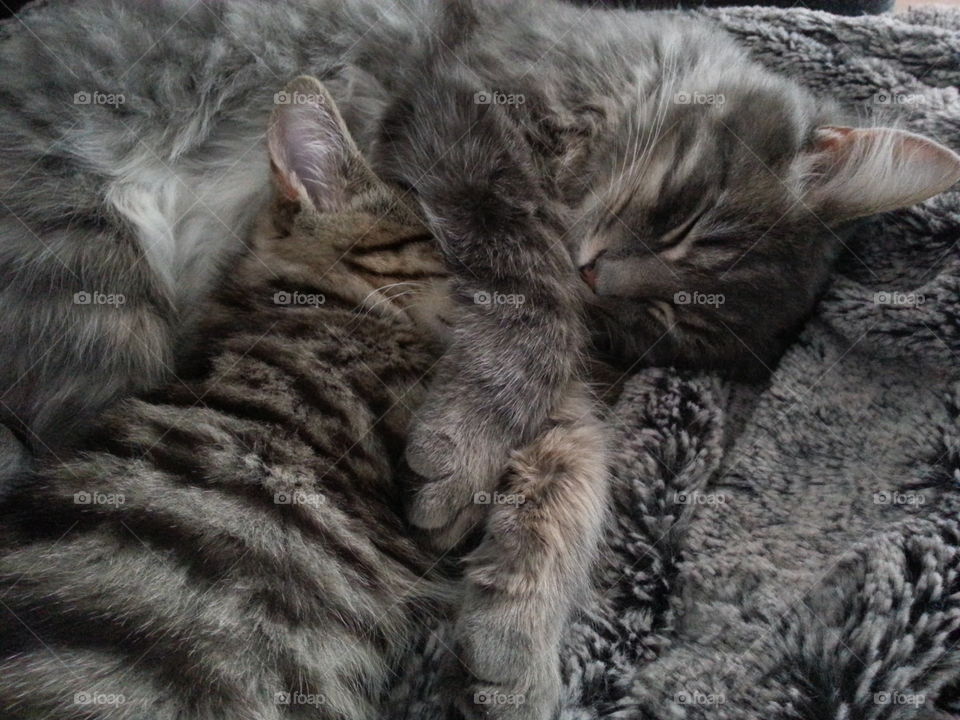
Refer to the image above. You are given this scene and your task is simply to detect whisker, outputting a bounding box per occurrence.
[358,281,426,308]
[354,287,421,325]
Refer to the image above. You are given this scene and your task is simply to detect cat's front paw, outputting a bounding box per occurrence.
[404,403,510,548]
[404,426,471,529]
[450,661,560,720]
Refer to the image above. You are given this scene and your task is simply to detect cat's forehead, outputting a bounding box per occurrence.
[617,55,825,172]
[601,81,825,223]
[287,204,423,249]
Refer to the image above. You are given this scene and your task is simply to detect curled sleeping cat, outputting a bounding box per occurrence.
[0,78,608,720]
[1,0,959,533]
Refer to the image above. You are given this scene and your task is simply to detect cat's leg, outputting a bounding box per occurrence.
[376,56,587,545]
[449,386,608,720]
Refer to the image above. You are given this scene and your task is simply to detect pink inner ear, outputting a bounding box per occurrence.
[272,102,339,203]
[807,125,960,220]
[270,158,302,203]
[266,79,354,213]
[815,126,960,170]
[892,132,960,170]
[813,126,855,153]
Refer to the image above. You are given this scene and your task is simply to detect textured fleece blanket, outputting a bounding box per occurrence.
[389,7,960,719]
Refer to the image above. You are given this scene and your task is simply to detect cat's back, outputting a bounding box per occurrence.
[0,216,445,720]
[0,0,423,147]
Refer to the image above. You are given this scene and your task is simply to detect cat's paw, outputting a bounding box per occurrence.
[404,407,509,547]
[404,426,472,528]
[449,658,561,720]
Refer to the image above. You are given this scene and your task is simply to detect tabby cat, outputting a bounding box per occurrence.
[0,79,608,720]
[1,0,958,533]
[370,2,960,534]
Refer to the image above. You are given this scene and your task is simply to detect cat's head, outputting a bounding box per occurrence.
[571,51,960,376]
[263,76,452,338]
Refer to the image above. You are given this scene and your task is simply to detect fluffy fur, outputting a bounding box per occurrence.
[0,78,608,720]
[3,0,958,484]
[367,0,960,532]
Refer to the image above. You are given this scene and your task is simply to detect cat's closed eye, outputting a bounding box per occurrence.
[571,105,960,374]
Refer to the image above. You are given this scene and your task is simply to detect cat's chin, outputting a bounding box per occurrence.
[581,289,617,311]
[582,293,638,342]
[581,286,642,309]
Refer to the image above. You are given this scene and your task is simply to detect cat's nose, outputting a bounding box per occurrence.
[579,262,597,291]
[579,251,605,292]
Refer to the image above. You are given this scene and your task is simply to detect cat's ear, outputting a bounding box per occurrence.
[267,76,370,213]
[803,126,960,222]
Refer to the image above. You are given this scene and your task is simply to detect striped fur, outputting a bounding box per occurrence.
[3,0,958,491]
[369,0,960,549]
[0,80,608,720]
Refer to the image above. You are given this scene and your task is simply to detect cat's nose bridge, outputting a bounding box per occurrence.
[588,252,683,298]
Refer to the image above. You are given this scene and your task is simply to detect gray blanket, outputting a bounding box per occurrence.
[391,7,960,719]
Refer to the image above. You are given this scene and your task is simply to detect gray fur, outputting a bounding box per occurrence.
[0,80,609,720]
[367,0,960,535]
[0,0,421,460]
[2,5,960,714]
[3,0,957,485]
[386,7,960,718]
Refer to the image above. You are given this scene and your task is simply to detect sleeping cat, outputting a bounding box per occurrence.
[0,77,608,720]
[370,2,960,533]
[1,0,959,528]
